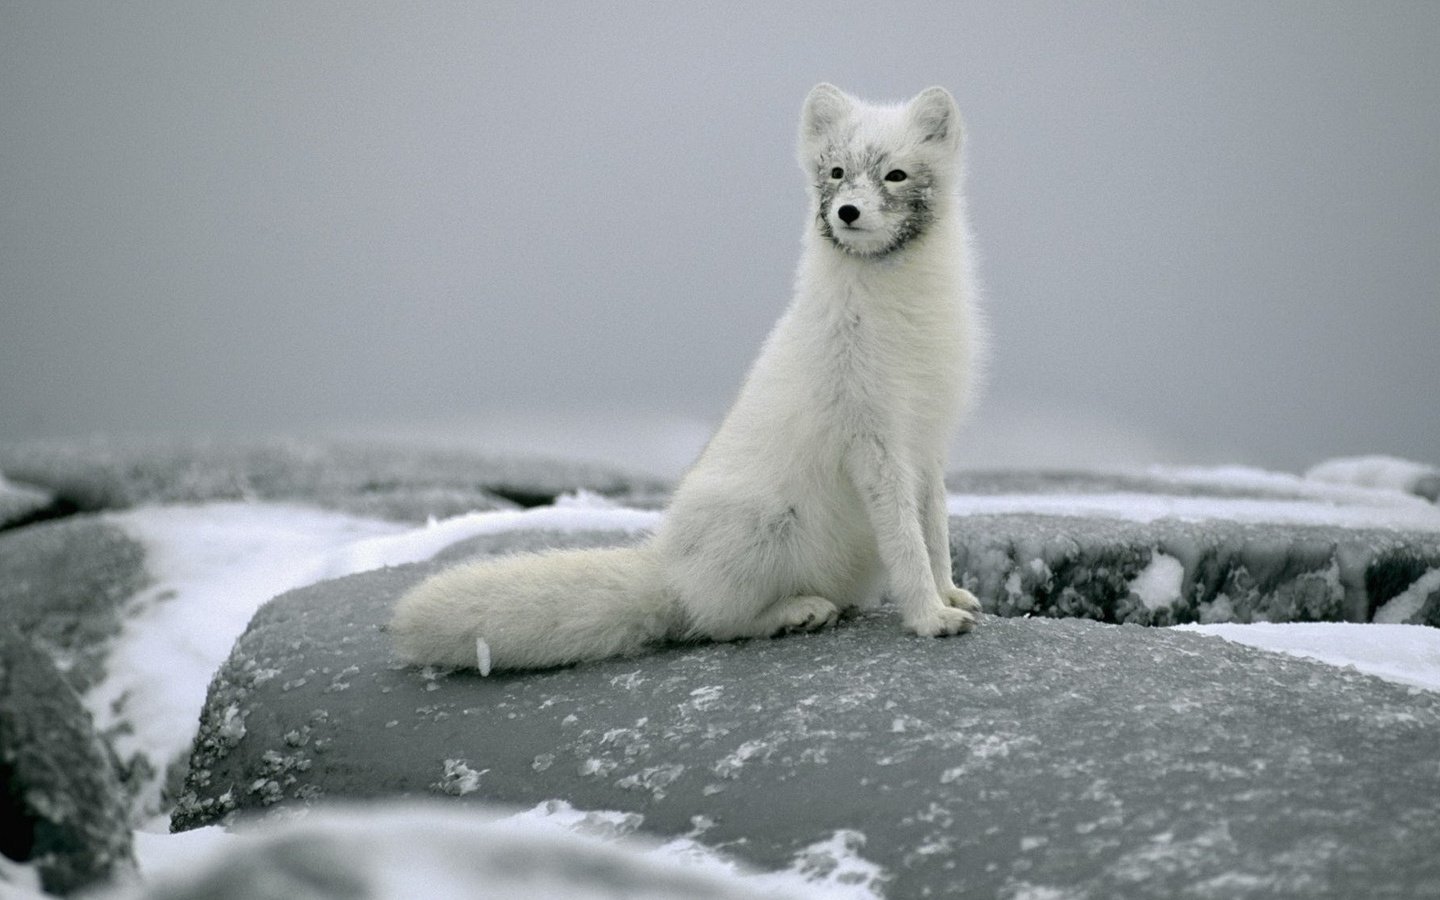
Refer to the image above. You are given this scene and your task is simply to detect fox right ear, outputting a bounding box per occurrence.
[799,83,853,153]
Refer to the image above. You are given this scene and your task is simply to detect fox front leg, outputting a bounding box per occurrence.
[920,457,982,616]
[847,436,975,637]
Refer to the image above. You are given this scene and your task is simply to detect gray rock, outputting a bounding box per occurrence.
[174,536,1440,898]
[0,476,55,530]
[0,518,149,693]
[0,438,670,523]
[952,513,1440,626]
[0,626,134,896]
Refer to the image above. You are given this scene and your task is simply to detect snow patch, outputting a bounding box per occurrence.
[1373,568,1440,625]
[434,759,487,796]
[91,503,407,824]
[948,490,1440,532]
[325,503,662,574]
[86,500,665,824]
[1130,552,1184,610]
[503,800,886,898]
[1173,622,1440,692]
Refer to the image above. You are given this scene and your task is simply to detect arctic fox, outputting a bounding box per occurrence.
[391,84,983,673]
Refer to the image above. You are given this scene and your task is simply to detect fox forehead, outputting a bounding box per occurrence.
[805,115,949,172]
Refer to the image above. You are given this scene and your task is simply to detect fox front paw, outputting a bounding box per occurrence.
[903,603,976,638]
[943,585,982,614]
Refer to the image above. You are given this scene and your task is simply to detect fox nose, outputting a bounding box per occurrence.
[837,204,860,225]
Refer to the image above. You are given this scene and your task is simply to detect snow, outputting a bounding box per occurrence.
[1305,455,1439,494]
[1375,568,1440,625]
[948,489,1440,532]
[1173,622,1440,692]
[434,759,487,796]
[87,503,408,825]
[1129,553,1184,611]
[88,499,662,825]
[39,464,1440,896]
[119,802,882,900]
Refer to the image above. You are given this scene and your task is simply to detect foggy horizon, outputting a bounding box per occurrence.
[3,2,1437,478]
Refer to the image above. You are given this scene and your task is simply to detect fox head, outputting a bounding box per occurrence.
[798,84,963,258]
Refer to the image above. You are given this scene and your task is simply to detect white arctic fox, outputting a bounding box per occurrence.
[391,84,983,673]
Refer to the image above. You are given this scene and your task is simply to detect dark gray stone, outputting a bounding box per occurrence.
[952,513,1440,626]
[0,477,54,530]
[0,518,149,693]
[174,537,1440,899]
[0,438,670,523]
[0,626,134,895]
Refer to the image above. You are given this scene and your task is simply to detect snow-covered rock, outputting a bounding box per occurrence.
[0,626,134,895]
[944,469,1440,627]
[953,513,1440,627]
[1306,455,1440,502]
[0,437,669,523]
[7,448,1440,897]
[0,518,148,693]
[103,803,817,900]
[172,534,1440,898]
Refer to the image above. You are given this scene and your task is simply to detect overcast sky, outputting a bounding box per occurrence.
[2,2,1436,476]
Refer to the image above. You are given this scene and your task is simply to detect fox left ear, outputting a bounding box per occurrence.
[907,86,962,152]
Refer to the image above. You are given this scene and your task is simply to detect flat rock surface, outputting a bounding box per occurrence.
[176,546,1440,898]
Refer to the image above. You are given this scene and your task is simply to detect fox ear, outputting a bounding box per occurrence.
[907,86,962,152]
[799,83,853,153]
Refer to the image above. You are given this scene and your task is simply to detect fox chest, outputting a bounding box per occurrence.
[804,303,964,433]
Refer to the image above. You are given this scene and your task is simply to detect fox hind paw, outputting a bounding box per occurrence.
[770,595,840,636]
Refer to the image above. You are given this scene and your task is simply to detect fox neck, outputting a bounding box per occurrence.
[797,204,965,310]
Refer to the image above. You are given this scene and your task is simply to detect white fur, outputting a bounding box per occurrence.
[390,84,983,672]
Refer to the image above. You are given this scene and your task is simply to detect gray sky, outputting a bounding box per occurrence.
[2,2,1437,476]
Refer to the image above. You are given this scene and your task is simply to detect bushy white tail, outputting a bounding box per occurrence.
[390,544,676,672]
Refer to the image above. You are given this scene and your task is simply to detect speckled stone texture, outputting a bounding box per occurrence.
[0,627,134,895]
[174,535,1440,899]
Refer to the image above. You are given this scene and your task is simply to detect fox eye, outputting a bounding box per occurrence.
[829,167,844,179]
[884,169,908,182]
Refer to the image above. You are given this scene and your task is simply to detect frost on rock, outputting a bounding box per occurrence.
[0,627,134,895]
[951,512,1440,627]
[434,759,487,796]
